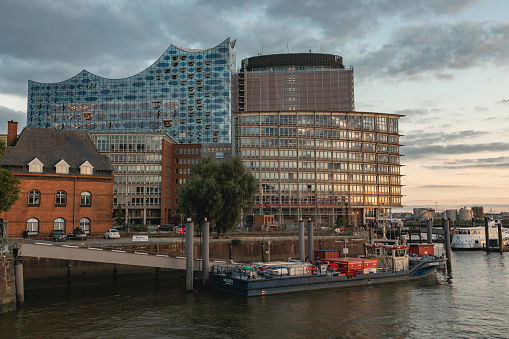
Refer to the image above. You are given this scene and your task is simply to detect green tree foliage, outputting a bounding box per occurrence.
[178,155,258,235]
[0,139,20,213]
[335,217,346,228]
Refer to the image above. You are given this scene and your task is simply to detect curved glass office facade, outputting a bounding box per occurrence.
[27,38,233,144]
[235,110,403,226]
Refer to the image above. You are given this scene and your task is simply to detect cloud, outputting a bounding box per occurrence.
[405,142,509,159]
[417,184,477,189]
[357,21,509,80]
[403,130,487,147]
[0,0,489,100]
[0,106,26,133]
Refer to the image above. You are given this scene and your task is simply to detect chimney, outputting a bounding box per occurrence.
[7,120,18,146]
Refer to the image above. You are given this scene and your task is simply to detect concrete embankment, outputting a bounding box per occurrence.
[21,235,367,280]
[0,257,16,313]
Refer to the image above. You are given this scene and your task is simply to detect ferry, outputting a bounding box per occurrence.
[210,241,444,297]
[451,225,509,250]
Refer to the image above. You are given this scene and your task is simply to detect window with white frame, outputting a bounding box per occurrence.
[55,159,70,174]
[80,217,90,233]
[80,161,94,175]
[55,190,66,206]
[54,218,65,230]
[80,191,91,206]
[28,158,44,173]
[28,190,41,206]
[27,218,39,232]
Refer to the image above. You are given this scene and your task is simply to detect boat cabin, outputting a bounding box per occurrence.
[365,243,409,272]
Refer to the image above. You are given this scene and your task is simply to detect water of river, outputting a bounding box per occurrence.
[1,251,508,339]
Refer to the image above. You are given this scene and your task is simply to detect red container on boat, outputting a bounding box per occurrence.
[327,258,378,274]
[362,259,378,269]
[330,258,363,275]
[409,244,434,257]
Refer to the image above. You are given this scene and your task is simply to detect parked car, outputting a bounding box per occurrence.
[175,225,186,234]
[157,224,174,231]
[67,227,87,240]
[104,229,120,239]
[49,230,67,242]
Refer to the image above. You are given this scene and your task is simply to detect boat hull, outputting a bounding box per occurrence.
[211,260,442,297]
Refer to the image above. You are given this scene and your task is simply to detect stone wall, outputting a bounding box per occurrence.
[0,257,16,312]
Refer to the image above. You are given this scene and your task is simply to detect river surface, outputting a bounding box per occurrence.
[1,251,508,338]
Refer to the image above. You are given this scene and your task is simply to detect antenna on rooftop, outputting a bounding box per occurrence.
[287,43,289,53]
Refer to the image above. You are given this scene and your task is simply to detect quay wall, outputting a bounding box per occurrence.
[21,236,367,280]
[0,257,16,312]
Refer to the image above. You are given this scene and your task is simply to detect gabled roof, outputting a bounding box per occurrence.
[1,127,113,176]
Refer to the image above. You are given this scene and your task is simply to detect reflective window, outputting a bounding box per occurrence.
[80,217,90,233]
[54,218,65,230]
[27,218,39,232]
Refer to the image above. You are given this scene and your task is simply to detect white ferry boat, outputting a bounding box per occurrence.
[451,225,509,250]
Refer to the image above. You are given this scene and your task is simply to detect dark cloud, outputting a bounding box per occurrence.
[357,21,509,80]
[0,106,26,133]
[0,0,489,99]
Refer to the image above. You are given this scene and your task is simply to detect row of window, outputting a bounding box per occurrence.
[27,217,91,233]
[28,190,91,207]
[28,158,94,175]
[239,115,398,134]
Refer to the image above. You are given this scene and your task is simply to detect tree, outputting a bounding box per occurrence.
[178,155,258,235]
[0,139,20,213]
[114,206,124,226]
[335,217,346,228]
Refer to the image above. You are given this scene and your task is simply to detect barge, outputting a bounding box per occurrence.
[211,242,444,297]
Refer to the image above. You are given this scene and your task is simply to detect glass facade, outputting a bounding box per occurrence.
[92,132,172,225]
[235,111,403,226]
[27,39,233,145]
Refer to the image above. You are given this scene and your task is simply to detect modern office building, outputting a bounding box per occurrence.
[232,53,354,113]
[233,54,402,227]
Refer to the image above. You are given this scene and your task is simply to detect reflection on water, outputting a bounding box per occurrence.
[1,252,509,338]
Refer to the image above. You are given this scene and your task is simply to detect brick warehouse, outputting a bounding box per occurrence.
[0,121,114,238]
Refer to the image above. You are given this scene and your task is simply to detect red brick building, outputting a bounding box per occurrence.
[0,122,114,238]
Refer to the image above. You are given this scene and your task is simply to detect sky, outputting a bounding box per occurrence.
[0,0,508,213]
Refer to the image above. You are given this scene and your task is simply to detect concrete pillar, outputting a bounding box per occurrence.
[484,217,490,252]
[307,219,314,261]
[14,260,24,305]
[443,219,451,265]
[298,220,305,262]
[185,220,194,291]
[202,220,210,286]
[498,223,504,253]
[426,218,433,245]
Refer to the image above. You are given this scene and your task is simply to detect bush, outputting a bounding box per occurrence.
[132,224,148,232]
